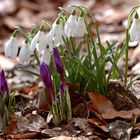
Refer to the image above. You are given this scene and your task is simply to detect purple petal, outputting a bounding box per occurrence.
[53,48,63,74]
[0,70,8,94]
[0,69,9,105]
[40,62,53,88]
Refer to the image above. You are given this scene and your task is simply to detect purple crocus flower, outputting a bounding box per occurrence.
[0,70,8,94]
[53,48,65,85]
[40,61,54,102]
[0,69,9,106]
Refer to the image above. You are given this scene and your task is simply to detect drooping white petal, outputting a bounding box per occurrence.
[76,17,87,37]
[19,42,30,63]
[40,49,51,65]
[46,32,54,45]
[36,32,46,53]
[47,23,64,46]
[64,15,78,37]
[5,36,18,58]
[129,18,140,42]
[30,31,41,53]
[53,24,64,45]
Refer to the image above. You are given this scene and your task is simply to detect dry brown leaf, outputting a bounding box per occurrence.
[88,92,114,114]
[102,108,140,119]
[6,132,39,139]
[17,114,47,132]
[88,118,109,132]
[48,136,81,140]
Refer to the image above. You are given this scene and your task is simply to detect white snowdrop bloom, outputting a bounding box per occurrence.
[30,31,46,53]
[36,32,46,53]
[76,16,87,37]
[64,15,78,37]
[5,36,18,58]
[19,42,30,63]
[40,49,51,65]
[47,22,64,46]
[129,18,140,42]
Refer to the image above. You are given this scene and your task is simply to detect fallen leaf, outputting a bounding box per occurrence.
[109,120,132,140]
[6,132,39,139]
[17,114,47,132]
[68,118,93,136]
[48,136,81,140]
[88,118,109,132]
[102,108,140,119]
[88,92,114,114]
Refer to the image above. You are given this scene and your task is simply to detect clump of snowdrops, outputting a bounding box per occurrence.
[4,5,140,126]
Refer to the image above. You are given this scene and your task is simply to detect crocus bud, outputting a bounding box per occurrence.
[53,48,64,85]
[40,62,52,88]
[0,69,9,104]
[0,70,8,94]
[19,42,30,63]
[40,62,54,102]
[5,36,18,58]
[53,48,63,74]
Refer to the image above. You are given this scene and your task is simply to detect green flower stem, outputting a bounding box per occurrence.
[124,28,129,87]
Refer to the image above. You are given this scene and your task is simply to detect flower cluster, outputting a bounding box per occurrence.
[4,8,87,64]
[39,48,71,126]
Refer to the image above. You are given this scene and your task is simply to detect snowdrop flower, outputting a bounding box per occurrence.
[30,31,46,53]
[76,16,87,37]
[19,42,30,63]
[5,36,18,58]
[40,49,51,65]
[64,15,78,37]
[47,20,64,46]
[129,16,140,42]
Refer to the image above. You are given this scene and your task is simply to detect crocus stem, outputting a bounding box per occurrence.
[124,28,129,88]
[60,73,65,87]
[48,87,55,103]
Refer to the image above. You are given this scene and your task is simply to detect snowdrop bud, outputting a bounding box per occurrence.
[47,20,64,46]
[36,31,46,53]
[5,36,18,58]
[76,16,87,37]
[40,49,51,65]
[19,42,30,63]
[30,31,40,53]
[129,16,140,42]
[30,31,46,53]
[64,15,78,37]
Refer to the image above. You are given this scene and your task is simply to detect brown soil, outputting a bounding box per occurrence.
[107,80,140,111]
